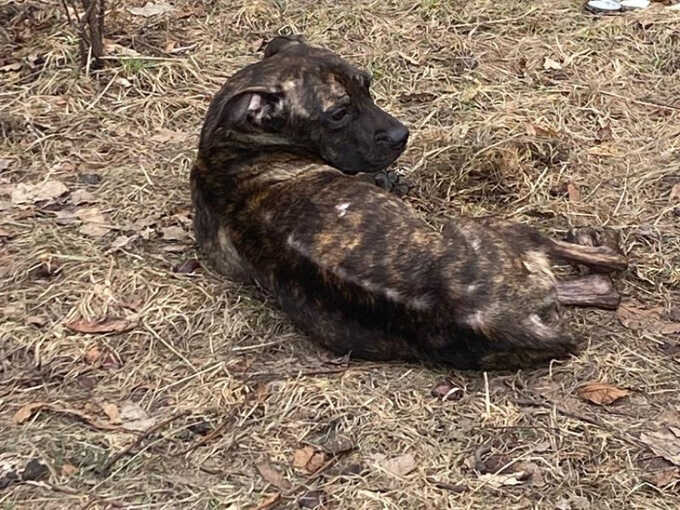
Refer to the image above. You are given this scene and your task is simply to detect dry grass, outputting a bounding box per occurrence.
[1,0,680,508]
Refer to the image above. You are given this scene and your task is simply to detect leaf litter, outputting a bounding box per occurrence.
[577,382,630,406]
[256,461,291,490]
[66,317,136,334]
[378,453,417,477]
[617,300,680,335]
[11,180,68,204]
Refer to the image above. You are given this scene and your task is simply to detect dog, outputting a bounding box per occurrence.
[191,36,626,369]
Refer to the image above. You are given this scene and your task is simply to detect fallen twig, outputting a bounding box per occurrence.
[98,410,190,474]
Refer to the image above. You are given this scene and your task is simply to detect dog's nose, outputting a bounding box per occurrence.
[375,124,409,149]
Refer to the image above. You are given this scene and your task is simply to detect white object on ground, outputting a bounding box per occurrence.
[587,0,622,11]
[621,0,650,9]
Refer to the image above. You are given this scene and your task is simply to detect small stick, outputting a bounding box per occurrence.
[426,477,466,493]
[246,365,349,381]
[278,444,356,504]
[179,414,233,456]
[516,398,643,448]
[253,493,281,510]
[60,0,75,27]
[98,410,190,474]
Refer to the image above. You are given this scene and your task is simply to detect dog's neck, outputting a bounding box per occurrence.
[194,146,329,191]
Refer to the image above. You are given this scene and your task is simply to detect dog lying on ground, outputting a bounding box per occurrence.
[191,36,626,370]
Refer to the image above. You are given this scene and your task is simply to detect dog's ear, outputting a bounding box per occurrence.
[201,88,287,152]
[225,89,285,130]
[263,35,305,58]
[202,87,287,149]
[218,88,286,131]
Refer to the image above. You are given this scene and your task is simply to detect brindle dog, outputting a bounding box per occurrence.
[191,36,626,370]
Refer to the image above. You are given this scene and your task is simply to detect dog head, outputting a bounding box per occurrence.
[199,36,409,174]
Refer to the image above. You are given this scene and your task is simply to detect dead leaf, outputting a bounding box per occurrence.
[84,345,102,364]
[128,2,174,16]
[173,258,200,273]
[478,471,528,489]
[379,453,417,477]
[617,301,680,335]
[596,123,613,142]
[306,451,326,473]
[77,207,111,237]
[11,180,68,204]
[514,461,545,487]
[0,159,11,171]
[543,57,562,70]
[567,181,581,202]
[670,183,680,202]
[26,316,46,327]
[0,227,12,238]
[100,403,121,424]
[555,498,571,510]
[431,379,464,401]
[319,433,355,455]
[253,382,268,405]
[641,430,680,466]
[103,40,142,57]
[53,209,80,225]
[170,209,192,226]
[66,318,136,335]
[150,128,186,144]
[70,189,96,205]
[119,401,147,421]
[131,215,158,230]
[645,468,680,488]
[13,403,119,431]
[111,234,135,251]
[254,493,281,510]
[577,382,630,405]
[160,225,188,242]
[161,244,186,253]
[293,447,315,469]
[122,296,144,311]
[12,402,47,425]
[298,490,326,508]
[61,463,78,476]
[115,77,132,88]
[119,401,156,431]
[525,123,559,138]
[256,461,291,490]
[164,40,177,52]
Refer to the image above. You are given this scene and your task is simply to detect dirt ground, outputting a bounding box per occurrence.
[1,0,680,508]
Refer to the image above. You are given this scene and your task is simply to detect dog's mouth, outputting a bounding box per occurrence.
[375,144,408,169]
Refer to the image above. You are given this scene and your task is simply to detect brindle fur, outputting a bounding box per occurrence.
[191,37,624,370]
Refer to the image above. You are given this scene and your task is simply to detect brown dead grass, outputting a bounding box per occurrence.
[1,0,680,508]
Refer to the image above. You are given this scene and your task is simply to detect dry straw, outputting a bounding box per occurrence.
[1,0,679,508]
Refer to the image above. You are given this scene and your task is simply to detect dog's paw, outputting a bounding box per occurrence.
[364,170,411,197]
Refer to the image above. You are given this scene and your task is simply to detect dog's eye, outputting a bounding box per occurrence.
[329,106,348,122]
